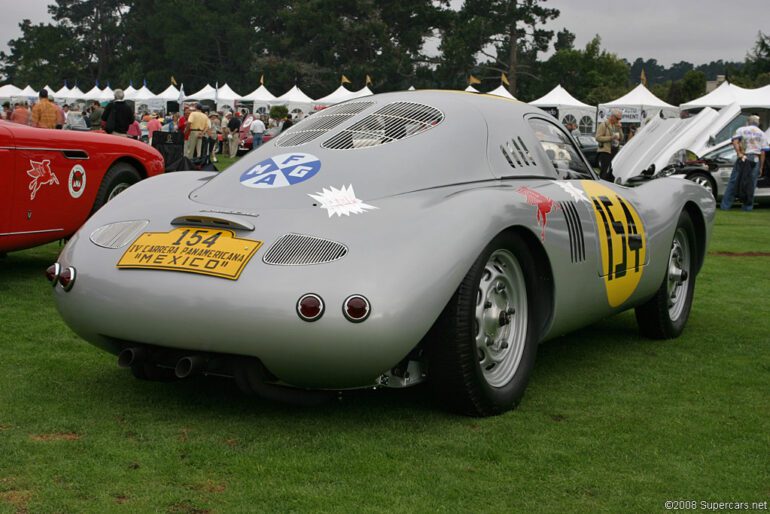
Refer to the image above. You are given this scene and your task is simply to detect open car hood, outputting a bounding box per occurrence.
[613,102,741,184]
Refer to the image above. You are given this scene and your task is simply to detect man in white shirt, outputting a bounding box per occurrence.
[249,115,266,152]
[721,115,769,211]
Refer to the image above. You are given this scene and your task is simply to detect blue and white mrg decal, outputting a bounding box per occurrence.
[240,153,321,189]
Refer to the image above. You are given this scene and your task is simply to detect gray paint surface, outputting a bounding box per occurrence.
[53,91,716,389]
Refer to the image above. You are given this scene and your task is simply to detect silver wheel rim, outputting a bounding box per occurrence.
[107,182,132,202]
[666,227,691,320]
[690,175,713,195]
[475,249,528,388]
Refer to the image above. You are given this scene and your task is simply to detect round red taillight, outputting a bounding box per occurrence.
[46,263,61,285]
[297,294,324,322]
[343,295,370,323]
[58,266,76,291]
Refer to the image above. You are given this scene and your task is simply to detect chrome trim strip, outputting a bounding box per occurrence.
[0,228,65,236]
[1,146,91,159]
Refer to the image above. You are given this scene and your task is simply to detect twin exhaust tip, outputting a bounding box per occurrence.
[117,347,205,379]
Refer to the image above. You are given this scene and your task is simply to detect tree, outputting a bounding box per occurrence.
[744,31,770,83]
[438,0,559,96]
[0,20,81,87]
[49,0,130,80]
[553,28,575,52]
[538,36,628,104]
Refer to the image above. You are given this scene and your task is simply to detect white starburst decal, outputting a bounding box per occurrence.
[308,184,378,217]
[554,181,589,203]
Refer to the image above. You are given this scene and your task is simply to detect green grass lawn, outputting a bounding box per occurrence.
[0,208,768,513]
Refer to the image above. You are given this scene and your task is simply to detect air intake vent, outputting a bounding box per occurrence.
[89,220,149,249]
[274,102,374,147]
[263,234,348,266]
[322,101,444,150]
[500,137,537,169]
[560,202,585,263]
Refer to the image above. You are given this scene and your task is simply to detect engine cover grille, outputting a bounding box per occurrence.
[262,233,348,266]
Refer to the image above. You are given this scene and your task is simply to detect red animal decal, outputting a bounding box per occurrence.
[516,186,555,241]
[27,160,59,200]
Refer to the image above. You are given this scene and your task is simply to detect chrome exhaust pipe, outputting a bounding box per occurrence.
[118,347,146,368]
[175,356,205,379]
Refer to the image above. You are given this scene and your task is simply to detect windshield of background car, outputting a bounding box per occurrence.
[714,113,748,142]
[528,118,593,179]
[578,135,597,147]
[704,143,737,163]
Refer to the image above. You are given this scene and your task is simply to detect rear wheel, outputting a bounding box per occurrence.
[426,232,539,417]
[687,171,717,199]
[635,211,696,339]
[92,162,141,214]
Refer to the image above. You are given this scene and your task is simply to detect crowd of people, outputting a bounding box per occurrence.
[1,88,294,163]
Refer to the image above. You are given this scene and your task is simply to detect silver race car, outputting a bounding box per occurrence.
[50,91,715,416]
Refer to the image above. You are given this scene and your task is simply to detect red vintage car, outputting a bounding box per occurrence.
[0,121,165,253]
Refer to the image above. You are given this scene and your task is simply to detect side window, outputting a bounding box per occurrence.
[528,118,593,179]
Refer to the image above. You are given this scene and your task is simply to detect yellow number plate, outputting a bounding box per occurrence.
[117,227,262,280]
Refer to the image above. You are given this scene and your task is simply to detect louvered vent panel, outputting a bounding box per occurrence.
[273,102,373,147]
[500,137,538,170]
[263,233,348,266]
[560,202,586,263]
[322,101,444,150]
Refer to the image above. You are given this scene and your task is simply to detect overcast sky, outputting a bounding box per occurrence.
[1,0,766,67]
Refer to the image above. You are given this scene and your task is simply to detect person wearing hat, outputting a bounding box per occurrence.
[101,89,135,136]
[185,102,209,158]
[595,108,624,181]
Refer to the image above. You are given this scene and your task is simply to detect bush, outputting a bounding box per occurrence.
[269,105,289,119]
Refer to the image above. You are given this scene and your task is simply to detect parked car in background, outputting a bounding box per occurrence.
[575,135,599,167]
[0,121,165,253]
[677,139,770,202]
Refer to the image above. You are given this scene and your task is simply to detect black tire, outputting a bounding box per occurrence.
[635,210,697,339]
[425,232,540,417]
[130,363,178,381]
[686,171,717,199]
[92,162,142,214]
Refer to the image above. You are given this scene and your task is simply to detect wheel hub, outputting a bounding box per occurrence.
[475,250,528,387]
[666,228,691,320]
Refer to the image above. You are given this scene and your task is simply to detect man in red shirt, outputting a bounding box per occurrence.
[10,103,30,125]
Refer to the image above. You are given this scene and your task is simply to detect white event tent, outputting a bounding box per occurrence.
[122,85,137,100]
[599,84,679,123]
[486,85,517,100]
[273,85,315,118]
[315,85,357,106]
[679,81,770,110]
[464,85,479,93]
[530,85,596,134]
[83,85,103,100]
[185,83,216,101]
[215,83,243,108]
[131,85,164,111]
[242,85,276,114]
[19,85,38,97]
[680,82,746,110]
[0,84,23,99]
[156,84,181,102]
[350,86,373,99]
